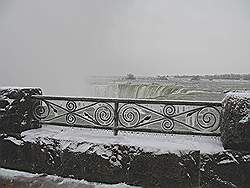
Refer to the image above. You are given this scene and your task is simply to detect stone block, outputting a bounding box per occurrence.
[220,92,250,150]
[0,87,42,134]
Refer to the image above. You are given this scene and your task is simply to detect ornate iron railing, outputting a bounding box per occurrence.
[31,95,222,136]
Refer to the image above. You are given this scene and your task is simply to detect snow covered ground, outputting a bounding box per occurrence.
[0,168,140,188]
[19,124,224,154]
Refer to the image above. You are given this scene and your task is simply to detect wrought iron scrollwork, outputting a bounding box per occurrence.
[66,101,77,112]
[196,107,220,131]
[118,104,141,128]
[65,101,77,125]
[94,103,114,126]
[66,113,76,125]
[161,119,174,131]
[32,100,50,120]
[31,95,222,135]
[162,105,176,116]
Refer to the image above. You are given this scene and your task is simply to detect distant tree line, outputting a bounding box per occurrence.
[174,74,250,80]
[124,73,136,80]
[123,74,170,81]
[122,73,250,81]
[156,75,169,80]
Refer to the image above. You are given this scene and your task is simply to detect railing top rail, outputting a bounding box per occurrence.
[31,95,222,106]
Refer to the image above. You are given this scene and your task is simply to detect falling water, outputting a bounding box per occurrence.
[91,78,250,101]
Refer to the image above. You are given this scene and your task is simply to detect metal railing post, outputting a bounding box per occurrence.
[113,102,119,136]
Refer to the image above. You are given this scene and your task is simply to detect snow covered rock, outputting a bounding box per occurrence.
[200,150,250,188]
[0,126,202,188]
[221,91,250,150]
[1,123,250,187]
[0,87,42,134]
[0,168,140,188]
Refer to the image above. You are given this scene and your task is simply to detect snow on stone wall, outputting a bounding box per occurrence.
[221,91,250,150]
[0,87,42,134]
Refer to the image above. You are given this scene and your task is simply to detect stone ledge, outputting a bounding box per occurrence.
[0,126,202,188]
[1,126,250,187]
[0,87,42,134]
[221,91,250,150]
[0,168,139,188]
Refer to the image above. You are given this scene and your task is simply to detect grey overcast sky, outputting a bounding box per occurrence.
[0,0,250,95]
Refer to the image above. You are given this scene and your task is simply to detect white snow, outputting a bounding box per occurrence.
[243,155,250,162]
[217,159,234,165]
[4,137,24,146]
[224,91,250,123]
[21,125,224,154]
[0,168,34,179]
[226,91,250,98]
[0,87,41,90]
[239,115,249,124]
[0,168,140,188]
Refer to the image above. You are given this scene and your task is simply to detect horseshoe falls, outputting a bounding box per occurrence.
[92,83,221,101]
[90,77,250,101]
[117,84,187,99]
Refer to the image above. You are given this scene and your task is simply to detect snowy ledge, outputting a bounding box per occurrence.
[225,91,250,98]
[220,90,250,150]
[0,168,140,188]
[20,125,224,155]
[1,125,202,187]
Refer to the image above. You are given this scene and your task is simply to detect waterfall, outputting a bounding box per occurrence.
[92,83,189,99]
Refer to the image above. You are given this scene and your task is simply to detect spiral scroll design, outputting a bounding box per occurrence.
[66,101,77,112]
[119,104,141,128]
[161,119,174,131]
[31,96,222,135]
[197,107,220,130]
[94,103,114,126]
[32,100,50,120]
[163,105,176,116]
[66,113,77,125]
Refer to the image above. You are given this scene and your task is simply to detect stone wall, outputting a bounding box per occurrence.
[1,130,250,188]
[0,87,42,134]
[220,92,250,150]
[0,136,200,188]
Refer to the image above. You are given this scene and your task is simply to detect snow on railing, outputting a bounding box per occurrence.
[31,95,222,136]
